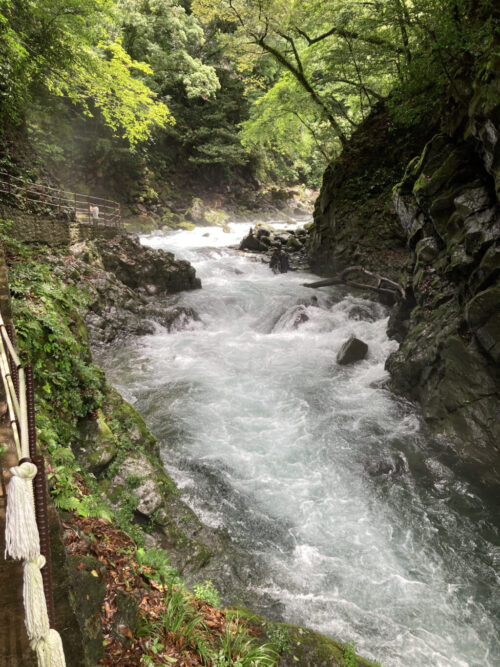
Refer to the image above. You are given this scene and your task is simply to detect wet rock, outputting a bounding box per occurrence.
[239,228,267,251]
[465,286,500,361]
[286,235,303,252]
[415,236,440,264]
[454,186,491,217]
[111,454,164,518]
[336,337,368,365]
[254,221,276,237]
[94,235,201,295]
[76,409,117,473]
[185,197,207,225]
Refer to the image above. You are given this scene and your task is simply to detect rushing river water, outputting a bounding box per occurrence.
[99,222,500,667]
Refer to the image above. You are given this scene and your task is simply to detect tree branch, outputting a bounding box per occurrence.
[304,265,406,299]
[295,26,401,52]
[257,37,349,146]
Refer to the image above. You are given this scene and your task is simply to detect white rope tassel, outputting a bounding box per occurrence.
[5,461,40,561]
[23,555,50,640]
[32,629,66,667]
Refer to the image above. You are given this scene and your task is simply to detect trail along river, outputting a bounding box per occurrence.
[98,222,500,667]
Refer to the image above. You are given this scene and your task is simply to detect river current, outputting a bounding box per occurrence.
[98,222,500,667]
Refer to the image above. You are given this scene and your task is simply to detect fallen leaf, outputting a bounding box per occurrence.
[117,624,133,639]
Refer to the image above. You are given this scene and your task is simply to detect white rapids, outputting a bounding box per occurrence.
[98,222,500,667]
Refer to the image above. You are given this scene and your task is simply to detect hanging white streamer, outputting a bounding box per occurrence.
[23,555,50,640]
[31,629,66,667]
[5,461,40,561]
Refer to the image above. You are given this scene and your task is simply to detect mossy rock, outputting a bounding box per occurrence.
[233,608,378,667]
[76,409,118,473]
[66,554,106,666]
[465,286,500,328]
[112,590,140,647]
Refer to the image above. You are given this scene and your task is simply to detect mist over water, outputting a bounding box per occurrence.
[99,222,500,667]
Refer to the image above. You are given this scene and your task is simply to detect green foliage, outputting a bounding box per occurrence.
[193,0,498,183]
[214,613,278,666]
[193,579,222,607]
[0,0,171,145]
[119,0,220,101]
[266,623,291,655]
[136,547,181,586]
[162,586,206,642]
[343,640,358,667]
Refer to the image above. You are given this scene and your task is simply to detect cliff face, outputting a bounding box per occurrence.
[308,66,500,489]
[387,68,500,488]
[307,105,433,279]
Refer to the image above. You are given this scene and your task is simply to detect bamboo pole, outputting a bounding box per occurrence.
[0,336,22,459]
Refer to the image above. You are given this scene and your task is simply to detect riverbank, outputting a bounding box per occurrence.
[0,221,377,666]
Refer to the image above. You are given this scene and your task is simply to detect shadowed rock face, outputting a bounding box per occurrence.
[308,67,500,489]
[307,103,432,280]
[386,71,500,489]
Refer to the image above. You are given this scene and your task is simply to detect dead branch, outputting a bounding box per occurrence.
[303,265,406,299]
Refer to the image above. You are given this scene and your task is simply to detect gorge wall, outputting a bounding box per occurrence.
[308,66,500,490]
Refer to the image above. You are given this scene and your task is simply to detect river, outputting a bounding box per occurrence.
[98,222,500,667]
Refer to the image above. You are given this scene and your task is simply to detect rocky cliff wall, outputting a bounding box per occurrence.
[387,68,500,489]
[307,106,433,279]
[308,67,500,489]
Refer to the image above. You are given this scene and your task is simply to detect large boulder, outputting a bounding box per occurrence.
[76,409,118,473]
[336,337,368,365]
[185,197,208,225]
[94,235,201,295]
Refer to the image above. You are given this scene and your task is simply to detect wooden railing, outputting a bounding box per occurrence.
[0,171,122,227]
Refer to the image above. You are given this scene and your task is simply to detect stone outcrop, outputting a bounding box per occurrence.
[67,237,201,344]
[386,68,500,488]
[93,234,201,295]
[307,105,433,279]
[239,222,309,271]
[308,65,500,488]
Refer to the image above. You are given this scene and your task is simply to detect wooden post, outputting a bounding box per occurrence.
[41,184,45,208]
[119,203,122,227]
[74,192,77,220]
[88,196,91,224]
[58,190,61,216]
[25,182,28,208]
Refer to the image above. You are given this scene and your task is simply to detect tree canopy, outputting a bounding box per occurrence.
[1,0,497,186]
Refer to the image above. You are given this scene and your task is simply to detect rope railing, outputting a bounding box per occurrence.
[0,309,66,666]
[0,171,122,228]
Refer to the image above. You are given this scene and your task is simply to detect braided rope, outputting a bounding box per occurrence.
[1,311,66,666]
